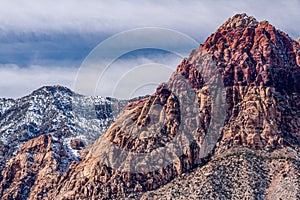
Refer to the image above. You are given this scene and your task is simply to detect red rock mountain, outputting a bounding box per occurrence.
[0,13,300,199]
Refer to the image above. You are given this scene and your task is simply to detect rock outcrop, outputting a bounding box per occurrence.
[0,134,72,200]
[44,14,300,199]
[200,13,300,152]
[0,13,299,199]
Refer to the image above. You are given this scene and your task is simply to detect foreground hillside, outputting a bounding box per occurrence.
[140,147,300,199]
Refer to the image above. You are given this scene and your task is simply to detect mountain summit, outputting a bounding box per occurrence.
[199,13,300,151]
[0,14,300,199]
[220,13,259,29]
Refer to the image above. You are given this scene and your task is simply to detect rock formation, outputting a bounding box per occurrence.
[0,13,299,199]
[0,134,70,199]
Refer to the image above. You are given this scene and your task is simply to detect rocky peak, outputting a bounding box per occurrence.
[297,37,300,44]
[220,13,258,29]
[195,14,300,153]
[41,14,300,199]
[30,85,74,97]
[201,13,300,94]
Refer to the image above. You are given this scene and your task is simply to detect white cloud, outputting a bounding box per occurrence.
[0,64,77,98]
[94,55,181,99]
[1,0,300,98]
[0,0,299,39]
[0,54,182,99]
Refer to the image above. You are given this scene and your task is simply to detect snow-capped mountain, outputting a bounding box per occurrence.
[0,85,126,172]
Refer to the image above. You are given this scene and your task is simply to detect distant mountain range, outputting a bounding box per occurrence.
[0,13,300,200]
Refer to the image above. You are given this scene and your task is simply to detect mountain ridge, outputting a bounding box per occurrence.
[0,85,125,182]
[46,13,300,199]
[0,13,299,199]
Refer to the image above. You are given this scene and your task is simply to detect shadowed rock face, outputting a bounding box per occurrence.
[0,14,300,199]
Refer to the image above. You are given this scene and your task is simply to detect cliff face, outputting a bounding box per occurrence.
[200,14,300,152]
[0,14,300,199]
[0,134,69,199]
[47,14,299,199]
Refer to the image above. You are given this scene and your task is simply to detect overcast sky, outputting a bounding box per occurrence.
[0,0,299,98]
